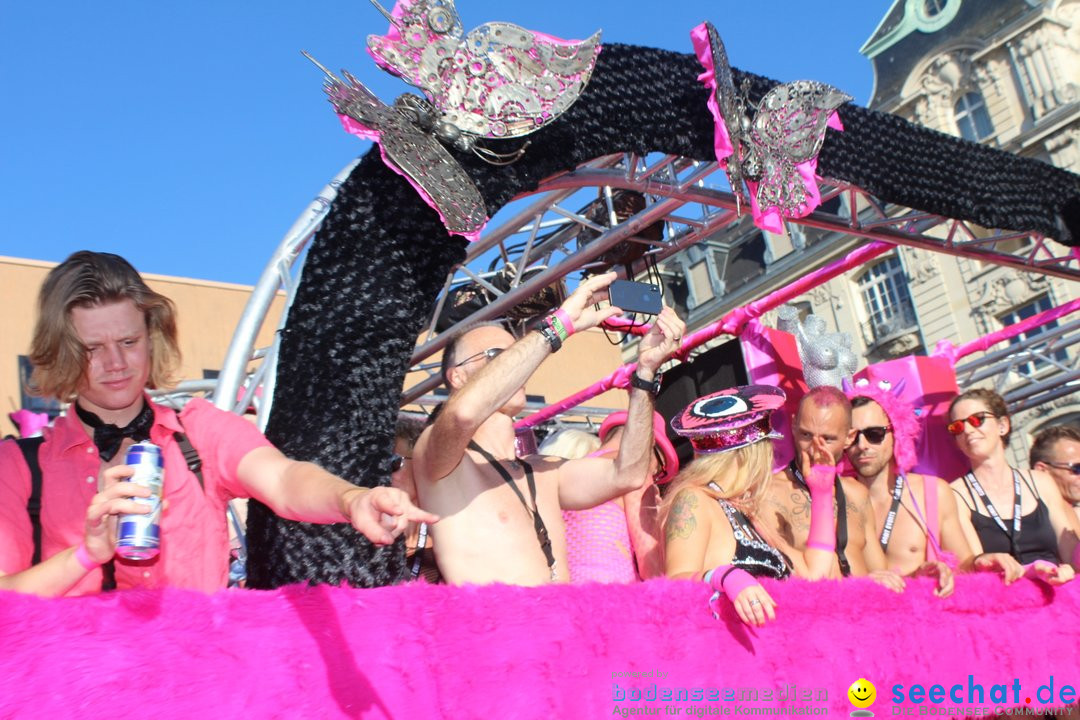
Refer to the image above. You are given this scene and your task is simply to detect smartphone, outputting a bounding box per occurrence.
[608,280,663,315]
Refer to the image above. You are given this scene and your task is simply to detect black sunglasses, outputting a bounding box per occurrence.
[1045,461,1080,475]
[454,347,504,368]
[851,425,892,445]
[390,453,409,472]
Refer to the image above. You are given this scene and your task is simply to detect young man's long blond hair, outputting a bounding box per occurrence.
[28,251,180,401]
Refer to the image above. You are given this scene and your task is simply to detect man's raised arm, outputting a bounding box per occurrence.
[415,272,624,483]
[558,306,685,510]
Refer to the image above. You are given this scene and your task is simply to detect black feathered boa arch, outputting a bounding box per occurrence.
[245,42,1080,588]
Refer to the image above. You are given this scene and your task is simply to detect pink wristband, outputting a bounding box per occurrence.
[553,309,575,337]
[806,465,837,554]
[708,564,760,602]
[73,543,100,571]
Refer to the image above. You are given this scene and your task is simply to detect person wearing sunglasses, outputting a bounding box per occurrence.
[410,271,686,586]
[844,384,974,598]
[1029,424,1080,529]
[948,389,1080,586]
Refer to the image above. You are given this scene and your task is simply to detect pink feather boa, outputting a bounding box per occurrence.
[1,575,1077,718]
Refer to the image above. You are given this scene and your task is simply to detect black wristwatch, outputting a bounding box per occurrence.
[629,371,661,395]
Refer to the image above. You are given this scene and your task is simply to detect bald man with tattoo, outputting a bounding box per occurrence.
[759,387,904,589]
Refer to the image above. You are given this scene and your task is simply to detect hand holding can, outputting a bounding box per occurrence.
[116,442,164,560]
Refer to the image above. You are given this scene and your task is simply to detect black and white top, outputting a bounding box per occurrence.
[709,483,792,580]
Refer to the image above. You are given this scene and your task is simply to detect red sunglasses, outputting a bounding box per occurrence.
[947,412,997,435]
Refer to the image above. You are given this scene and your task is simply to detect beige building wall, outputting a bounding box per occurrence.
[0,255,287,438]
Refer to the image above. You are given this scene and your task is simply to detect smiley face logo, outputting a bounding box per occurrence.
[848,678,876,716]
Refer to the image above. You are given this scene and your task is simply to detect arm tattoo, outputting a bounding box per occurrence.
[665,492,699,542]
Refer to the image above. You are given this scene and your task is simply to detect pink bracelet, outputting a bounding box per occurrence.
[73,543,100,571]
[553,309,576,337]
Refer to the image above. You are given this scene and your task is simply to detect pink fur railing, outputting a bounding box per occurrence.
[2,574,1078,719]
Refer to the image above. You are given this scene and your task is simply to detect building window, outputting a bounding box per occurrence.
[17,356,62,419]
[858,256,917,345]
[954,92,994,142]
[688,260,714,308]
[999,295,1069,378]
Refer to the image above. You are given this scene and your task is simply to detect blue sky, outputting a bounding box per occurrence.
[0,1,889,285]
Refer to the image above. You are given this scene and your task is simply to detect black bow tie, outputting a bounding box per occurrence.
[74,400,155,462]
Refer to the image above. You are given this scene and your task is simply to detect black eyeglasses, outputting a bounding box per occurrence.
[1045,461,1080,475]
[947,412,997,435]
[851,426,892,445]
[390,453,409,472]
[454,347,504,368]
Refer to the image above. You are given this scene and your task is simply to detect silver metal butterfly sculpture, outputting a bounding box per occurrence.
[703,22,851,218]
[305,0,602,237]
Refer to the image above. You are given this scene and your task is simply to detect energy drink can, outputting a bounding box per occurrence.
[116,442,164,560]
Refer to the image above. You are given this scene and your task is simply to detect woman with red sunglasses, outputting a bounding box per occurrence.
[947,389,1080,585]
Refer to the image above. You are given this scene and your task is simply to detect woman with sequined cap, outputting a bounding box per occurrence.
[947,388,1080,585]
[662,385,835,628]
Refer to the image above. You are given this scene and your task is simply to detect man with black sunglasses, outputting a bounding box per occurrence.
[845,387,975,597]
[1030,425,1080,527]
[411,271,685,586]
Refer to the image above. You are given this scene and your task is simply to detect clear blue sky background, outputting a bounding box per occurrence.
[1,1,889,286]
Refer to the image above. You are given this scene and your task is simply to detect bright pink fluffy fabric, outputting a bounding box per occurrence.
[1,575,1078,718]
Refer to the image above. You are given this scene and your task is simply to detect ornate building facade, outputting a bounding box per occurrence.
[663,0,1080,467]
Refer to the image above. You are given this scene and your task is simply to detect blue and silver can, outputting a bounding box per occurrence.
[117,441,164,560]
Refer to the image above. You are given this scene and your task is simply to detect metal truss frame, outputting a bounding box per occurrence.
[400,152,1080,409]
[202,152,1078,429]
[954,317,1080,415]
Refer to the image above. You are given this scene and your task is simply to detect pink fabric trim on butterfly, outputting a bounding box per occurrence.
[689,23,843,234]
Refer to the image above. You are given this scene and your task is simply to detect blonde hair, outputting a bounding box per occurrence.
[538,428,602,460]
[662,440,775,517]
[28,251,181,401]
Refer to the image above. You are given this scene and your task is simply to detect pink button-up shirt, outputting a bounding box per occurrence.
[0,397,271,595]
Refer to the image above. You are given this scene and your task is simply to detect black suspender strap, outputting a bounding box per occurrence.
[16,435,116,590]
[173,432,204,491]
[16,437,45,566]
[468,440,557,580]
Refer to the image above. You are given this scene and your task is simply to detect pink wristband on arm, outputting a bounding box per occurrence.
[704,564,761,618]
[806,464,837,554]
[73,543,100,571]
[553,309,575,337]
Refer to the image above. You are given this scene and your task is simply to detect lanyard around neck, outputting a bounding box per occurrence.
[878,474,906,551]
[964,469,1022,552]
[468,441,557,580]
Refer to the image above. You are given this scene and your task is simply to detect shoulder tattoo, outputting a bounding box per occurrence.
[665,492,699,543]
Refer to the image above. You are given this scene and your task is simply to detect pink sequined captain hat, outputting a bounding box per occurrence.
[672,385,787,454]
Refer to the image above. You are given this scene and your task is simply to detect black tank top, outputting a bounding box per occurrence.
[710,485,791,580]
[962,471,1059,565]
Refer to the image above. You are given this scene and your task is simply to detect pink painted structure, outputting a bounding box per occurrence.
[1,575,1077,718]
